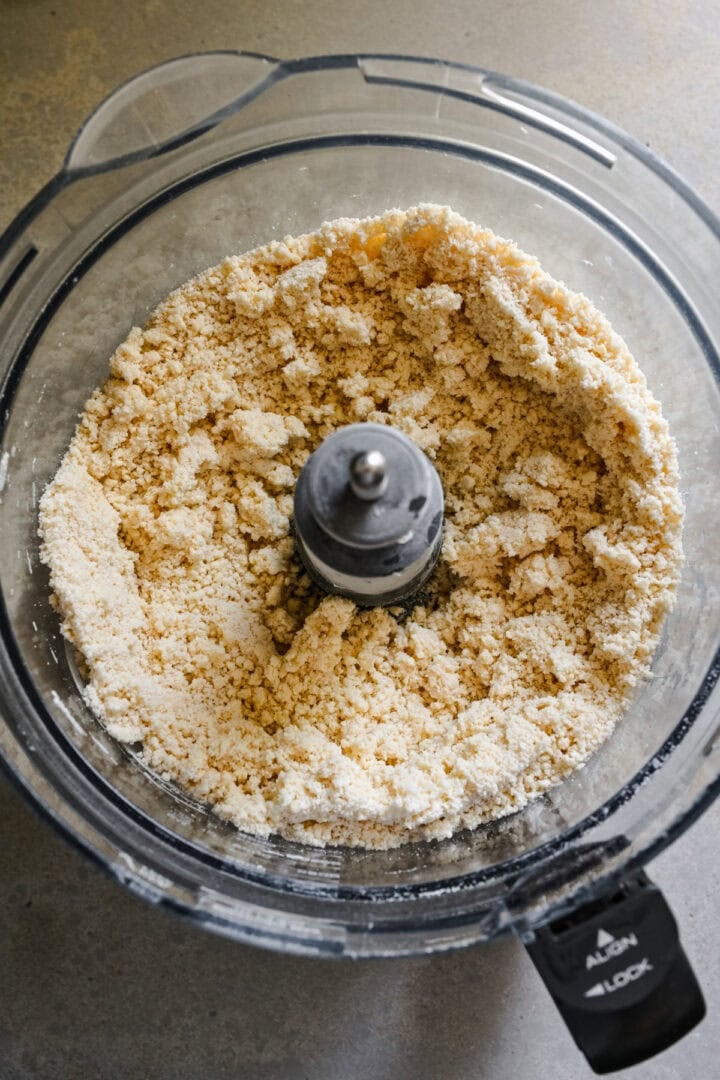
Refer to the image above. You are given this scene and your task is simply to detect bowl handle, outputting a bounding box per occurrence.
[525,871,705,1073]
[64,51,279,175]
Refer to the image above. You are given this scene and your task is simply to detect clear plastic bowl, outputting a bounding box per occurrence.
[1,53,719,957]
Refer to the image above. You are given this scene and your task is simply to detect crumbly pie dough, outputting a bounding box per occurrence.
[39,205,683,848]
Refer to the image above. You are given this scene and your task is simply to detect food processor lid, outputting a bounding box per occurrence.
[0,51,719,965]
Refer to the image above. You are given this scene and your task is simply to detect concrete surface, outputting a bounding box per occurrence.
[1,1,719,1077]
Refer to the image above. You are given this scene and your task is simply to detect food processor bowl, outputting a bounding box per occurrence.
[1,51,719,1070]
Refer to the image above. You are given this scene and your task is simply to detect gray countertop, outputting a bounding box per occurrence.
[1,2,719,1077]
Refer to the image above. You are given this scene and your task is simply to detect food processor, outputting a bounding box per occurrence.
[1,53,719,1073]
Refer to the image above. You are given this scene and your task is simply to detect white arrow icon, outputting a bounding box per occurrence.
[596,928,615,948]
[585,982,606,998]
